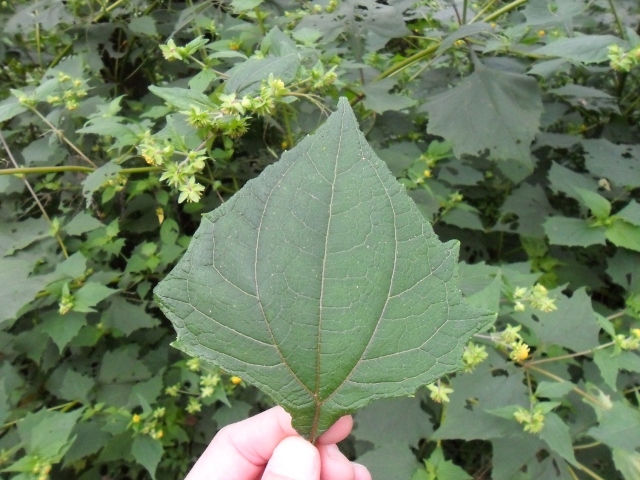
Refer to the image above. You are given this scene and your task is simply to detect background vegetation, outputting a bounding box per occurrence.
[1,0,640,479]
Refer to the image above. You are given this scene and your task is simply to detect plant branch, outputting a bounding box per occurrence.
[526,365,608,409]
[480,0,528,24]
[0,131,68,258]
[525,342,614,366]
[30,108,98,168]
[606,0,627,40]
[470,0,499,23]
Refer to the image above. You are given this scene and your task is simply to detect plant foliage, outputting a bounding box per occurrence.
[1,0,640,479]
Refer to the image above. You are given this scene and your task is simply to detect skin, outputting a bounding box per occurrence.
[185,406,372,480]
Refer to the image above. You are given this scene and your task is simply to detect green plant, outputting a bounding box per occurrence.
[1,0,640,479]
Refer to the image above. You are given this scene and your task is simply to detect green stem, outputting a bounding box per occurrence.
[374,42,441,81]
[481,0,528,24]
[93,0,128,22]
[0,131,69,258]
[526,365,608,409]
[470,0,498,23]
[30,108,97,168]
[0,166,161,176]
[606,0,627,40]
[254,6,266,35]
[525,341,614,366]
[462,0,468,24]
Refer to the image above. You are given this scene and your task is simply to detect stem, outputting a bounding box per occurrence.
[573,441,601,450]
[470,0,498,23]
[606,0,627,40]
[0,166,161,176]
[0,131,69,258]
[93,0,128,22]
[462,0,468,24]
[481,0,528,24]
[374,42,441,81]
[574,460,607,480]
[526,365,608,409]
[254,6,266,35]
[606,310,627,321]
[30,108,98,168]
[525,342,614,366]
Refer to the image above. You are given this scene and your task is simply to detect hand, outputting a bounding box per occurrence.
[185,406,372,480]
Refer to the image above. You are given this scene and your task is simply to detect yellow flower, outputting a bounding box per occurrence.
[231,376,243,385]
[132,414,141,424]
[538,30,545,37]
[510,342,530,362]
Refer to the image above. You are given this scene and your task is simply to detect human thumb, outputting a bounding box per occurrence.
[262,436,321,480]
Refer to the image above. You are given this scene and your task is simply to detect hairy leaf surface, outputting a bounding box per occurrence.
[154,99,493,440]
[424,60,542,166]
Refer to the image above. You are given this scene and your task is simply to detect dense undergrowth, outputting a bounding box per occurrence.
[1,0,640,479]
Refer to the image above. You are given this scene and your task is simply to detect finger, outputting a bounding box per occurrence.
[262,436,321,480]
[354,463,372,480]
[318,444,355,480]
[185,406,297,480]
[316,415,353,445]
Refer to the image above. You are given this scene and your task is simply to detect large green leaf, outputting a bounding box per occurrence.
[154,99,493,440]
[424,60,542,166]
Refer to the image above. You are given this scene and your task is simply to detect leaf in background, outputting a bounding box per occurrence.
[421,446,472,480]
[132,435,163,480]
[353,396,432,447]
[436,23,492,55]
[72,282,118,312]
[148,86,217,111]
[575,188,611,219]
[224,54,300,95]
[615,201,640,227]
[606,220,640,252]
[533,35,626,64]
[356,442,418,479]
[424,60,542,166]
[513,288,600,352]
[155,98,493,440]
[539,413,577,466]
[582,139,640,188]
[613,449,640,480]
[589,402,640,452]
[524,0,585,33]
[544,217,606,247]
[362,78,416,114]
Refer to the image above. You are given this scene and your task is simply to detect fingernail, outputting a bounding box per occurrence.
[264,437,320,480]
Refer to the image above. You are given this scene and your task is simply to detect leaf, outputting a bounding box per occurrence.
[524,0,585,31]
[539,413,577,466]
[0,98,27,122]
[535,381,574,398]
[575,188,611,219]
[101,297,159,336]
[73,282,118,312]
[582,139,640,188]
[231,0,263,12]
[154,98,493,440]
[64,211,104,236]
[424,61,543,165]
[224,54,300,96]
[0,257,55,326]
[132,435,163,480]
[129,16,157,36]
[615,201,640,227]
[362,78,416,114]
[39,311,86,352]
[606,220,640,252]
[513,288,600,352]
[588,402,640,452]
[613,449,640,480]
[17,409,83,459]
[533,35,626,64]
[491,435,546,479]
[422,446,472,480]
[353,396,432,447]
[82,162,122,206]
[357,442,418,479]
[148,85,217,111]
[544,217,606,247]
[436,23,493,55]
